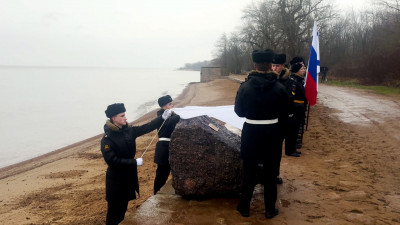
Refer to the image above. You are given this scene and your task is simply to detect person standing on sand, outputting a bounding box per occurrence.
[271,53,290,185]
[234,49,290,219]
[320,66,328,83]
[283,57,307,157]
[153,95,180,195]
[100,103,172,225]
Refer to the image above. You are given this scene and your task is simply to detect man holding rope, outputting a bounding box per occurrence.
[100,103,172,225]
[153,95,180,195]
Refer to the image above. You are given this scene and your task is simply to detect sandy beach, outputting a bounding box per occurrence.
[1,77,400,225]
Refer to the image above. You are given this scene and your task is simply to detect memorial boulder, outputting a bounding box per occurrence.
[169,115,242,197]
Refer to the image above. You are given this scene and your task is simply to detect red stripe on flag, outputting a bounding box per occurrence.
[305,71,317,106]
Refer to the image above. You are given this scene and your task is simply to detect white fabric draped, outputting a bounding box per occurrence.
[173,105,245,130]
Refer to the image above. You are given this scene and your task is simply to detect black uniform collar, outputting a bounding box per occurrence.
[249,70,278,75]
[248,70,278,78]
[291,73,305,79]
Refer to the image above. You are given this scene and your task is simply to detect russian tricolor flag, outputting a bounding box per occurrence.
[305,22,320,106]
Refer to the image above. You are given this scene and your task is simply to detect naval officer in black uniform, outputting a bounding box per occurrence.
[101,103,172,225]
[284,57,308,157]
[153,95,180,195]
[235,49,290,219]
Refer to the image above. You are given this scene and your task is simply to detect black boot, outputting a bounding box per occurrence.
[236,202,250,217]
[276,176,283,184]
[265,207,279,219]
[287,152,300,157]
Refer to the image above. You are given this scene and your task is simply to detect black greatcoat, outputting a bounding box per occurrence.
[234,71,290,162]
[101,117,163,202]
[284,73,307,122]
[282,73,308,155]
[154,109,180,165]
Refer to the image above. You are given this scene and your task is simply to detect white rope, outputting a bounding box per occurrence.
[140,119,167,158]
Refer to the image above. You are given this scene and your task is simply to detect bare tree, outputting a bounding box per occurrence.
[377,0,400,12]
[240,1,280,50]
[320,0,400,86]
[213,33,229,68]
[211,0,400,86]
[235,0,334,67]
[273,0,335,57]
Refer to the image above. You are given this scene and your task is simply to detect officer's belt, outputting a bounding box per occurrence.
[159,137,171,141]
[245,118,278,125]
[293,100,305,104]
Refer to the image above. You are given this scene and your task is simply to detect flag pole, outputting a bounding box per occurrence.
[306,103,310,131]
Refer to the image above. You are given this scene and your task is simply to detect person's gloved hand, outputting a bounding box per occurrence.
[162,109,173,120]
[136,158,143,166]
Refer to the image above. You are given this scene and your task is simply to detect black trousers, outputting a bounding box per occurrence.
[106,200,128,225]
[239,159,278,212]
[285,119,301,155]
[153,164,171,195]
[296,122,305,148]
[276,137,284,176]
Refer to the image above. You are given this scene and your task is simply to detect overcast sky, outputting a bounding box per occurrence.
[0,0,369,68]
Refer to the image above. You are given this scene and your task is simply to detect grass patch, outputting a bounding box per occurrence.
[325,80,400,96]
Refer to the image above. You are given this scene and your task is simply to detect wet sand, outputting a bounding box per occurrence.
[1,78,400,224]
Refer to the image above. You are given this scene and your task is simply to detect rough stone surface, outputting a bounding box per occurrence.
[345,213,374,225]
[344,190,368,200]
[169,115,242,197]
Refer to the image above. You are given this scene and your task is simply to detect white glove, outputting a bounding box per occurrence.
[136,158,143,166]
[162,109,173,120]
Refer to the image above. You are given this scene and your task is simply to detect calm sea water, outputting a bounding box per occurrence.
[0,67,199,168]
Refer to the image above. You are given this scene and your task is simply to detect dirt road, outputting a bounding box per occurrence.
[279,84,400,224]
[318,85,400,142]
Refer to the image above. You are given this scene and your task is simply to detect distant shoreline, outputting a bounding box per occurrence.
[0,65,177,70]
[0,67,200,175]
[176,68,200,71]
[0,73,243,179]
[0,75,211,179]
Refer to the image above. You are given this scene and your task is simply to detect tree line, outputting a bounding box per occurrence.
[211,0,400,87]
[178,60,212,71]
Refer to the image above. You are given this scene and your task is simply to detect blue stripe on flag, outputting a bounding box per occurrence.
[308,46,318,82]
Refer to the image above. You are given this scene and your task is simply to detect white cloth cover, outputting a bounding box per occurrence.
[173,105,245,130]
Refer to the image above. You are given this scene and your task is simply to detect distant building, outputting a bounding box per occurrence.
[200,67,228,82]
